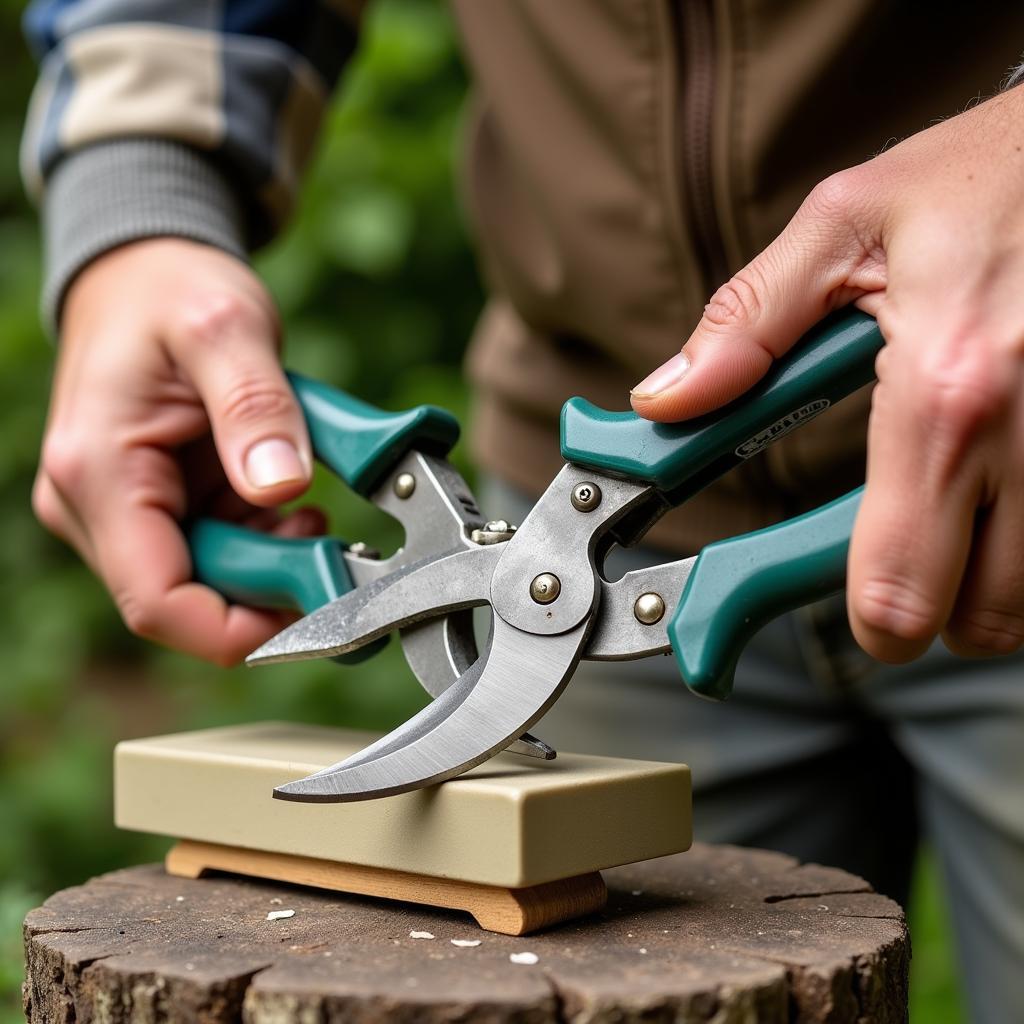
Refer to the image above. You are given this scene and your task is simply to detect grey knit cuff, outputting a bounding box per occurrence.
[42,138,249,333]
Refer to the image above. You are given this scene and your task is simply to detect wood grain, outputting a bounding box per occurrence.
[165,839,608,934]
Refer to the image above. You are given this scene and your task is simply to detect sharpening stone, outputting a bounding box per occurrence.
[115,721,691,888]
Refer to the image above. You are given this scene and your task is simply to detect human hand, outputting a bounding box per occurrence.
[631,86,1024,664]
[33,238,322,665]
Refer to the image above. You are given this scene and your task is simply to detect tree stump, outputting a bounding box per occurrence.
[23,842,908,1023]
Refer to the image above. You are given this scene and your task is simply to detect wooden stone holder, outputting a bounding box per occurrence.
[165,839,608,935]
[116,722,690,937]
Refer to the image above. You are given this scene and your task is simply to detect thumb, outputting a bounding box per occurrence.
[631,172,879,422]
[172,296,312,507]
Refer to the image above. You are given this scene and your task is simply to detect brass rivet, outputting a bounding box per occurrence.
[634,592,666,625]
[393,472,416,499]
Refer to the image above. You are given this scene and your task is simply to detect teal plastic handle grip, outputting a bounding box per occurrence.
[190,519,353,615]
[288,372,460,496]
[190,519,384,664]
[188,372,458,649]
[561,310,882,504]
[669,486,863,701]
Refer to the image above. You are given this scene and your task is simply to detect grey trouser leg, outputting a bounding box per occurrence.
[482,479,1024,1024]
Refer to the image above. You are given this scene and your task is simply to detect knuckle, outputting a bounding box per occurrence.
[40,431,88,495]
[219,376,296,427]
[117,449,186,518]
[916,354,1007,439]
[856,577,939,644]
[703,269,765,330]
[873,342,892,381]
[949,608,1024,655]
[805,169,863,221]
[212,647,246,669]
[31,474,63,532]
[175,290,269,349]
[114,588,162,640]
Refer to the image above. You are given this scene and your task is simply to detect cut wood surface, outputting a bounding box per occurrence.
[23,842,908,1023]
[115,722,692,888]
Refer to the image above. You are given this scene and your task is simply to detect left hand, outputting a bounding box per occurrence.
[630,85,1024,664]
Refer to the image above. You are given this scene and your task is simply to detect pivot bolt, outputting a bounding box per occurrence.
[633,592,665,625]
[393,472,416,499]
[571,481,602,512]
[530,573,561,604]
[347,541,381,560]
[470,520,519,545]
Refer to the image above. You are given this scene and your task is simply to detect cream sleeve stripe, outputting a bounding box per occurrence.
[20,0,361,328]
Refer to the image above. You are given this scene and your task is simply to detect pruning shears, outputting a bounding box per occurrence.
[190,309,882,802]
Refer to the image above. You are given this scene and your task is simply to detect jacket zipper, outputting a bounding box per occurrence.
[673,1,781,509]
[675,0,730,293]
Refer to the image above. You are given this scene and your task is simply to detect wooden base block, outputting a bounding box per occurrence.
[165,839,608,935]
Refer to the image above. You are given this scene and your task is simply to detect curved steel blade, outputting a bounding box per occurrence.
[247,545,503,666]
[398,616,554,760]
[365,450,553,756]
[273,616,586,802]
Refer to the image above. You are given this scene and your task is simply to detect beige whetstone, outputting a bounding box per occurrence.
[115,722,691,892]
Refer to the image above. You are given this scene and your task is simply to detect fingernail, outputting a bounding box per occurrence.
[630,352,691,398]
[244,438,306,489]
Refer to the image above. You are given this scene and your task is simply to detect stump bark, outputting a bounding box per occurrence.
[23,842,909,1023]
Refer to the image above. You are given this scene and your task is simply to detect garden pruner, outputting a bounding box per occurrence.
[190,309,883,802]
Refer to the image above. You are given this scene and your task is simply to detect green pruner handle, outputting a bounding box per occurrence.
[189,519,382,664]
[287,372,459,496]
[561,309,882,506]
[669,486,862,701]
[559,307,882,701]
[190,519,352,616]
[188,373,459,657]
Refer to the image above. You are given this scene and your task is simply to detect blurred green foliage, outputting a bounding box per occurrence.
[0,1,962,1020]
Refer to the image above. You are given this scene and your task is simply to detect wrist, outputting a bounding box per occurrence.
[42,139,249,336]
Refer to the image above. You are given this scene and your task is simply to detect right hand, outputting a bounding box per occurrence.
[33,238,323,665]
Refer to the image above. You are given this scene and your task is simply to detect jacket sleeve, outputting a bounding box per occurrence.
[20,0,361,327]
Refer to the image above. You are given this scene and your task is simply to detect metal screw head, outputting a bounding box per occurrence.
[633,592,666,625]
[570,481,602,512]
[529,572,561,604]
[393,472,417,499]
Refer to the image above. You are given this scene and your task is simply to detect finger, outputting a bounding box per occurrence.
[631,170,886,422]
[31,470,97,566]
[273,505,329,538]
[226,503,326,536]
[847,313,990,663]
[944,487,1024,657]
[90,448,295,665]
[194,473,327,535]
[168,294,312,508]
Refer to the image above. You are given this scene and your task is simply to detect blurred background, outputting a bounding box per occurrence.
[0,0,963,1020]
